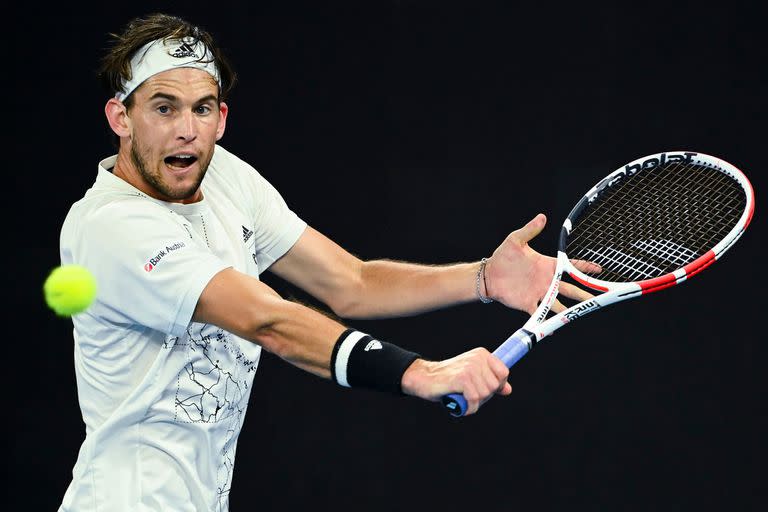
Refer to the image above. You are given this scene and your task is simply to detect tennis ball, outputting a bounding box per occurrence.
[43,264,97,317]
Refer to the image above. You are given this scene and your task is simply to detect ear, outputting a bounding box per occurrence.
[105,98,131,137]
[216,102,229,141]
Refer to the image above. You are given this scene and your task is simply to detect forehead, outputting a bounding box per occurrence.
[135,67,219,100]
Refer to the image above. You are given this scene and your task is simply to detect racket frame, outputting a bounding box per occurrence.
[442,150,754,417]
[527,150,754,343]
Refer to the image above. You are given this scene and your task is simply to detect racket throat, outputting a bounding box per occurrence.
[521,328,537,349]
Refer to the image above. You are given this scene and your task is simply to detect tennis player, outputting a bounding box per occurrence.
[57,13,593,511]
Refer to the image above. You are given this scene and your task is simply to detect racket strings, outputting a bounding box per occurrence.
[572,163,743,281]
[566,159,746,283]
[601,167,739,262]
[583,167,742,281]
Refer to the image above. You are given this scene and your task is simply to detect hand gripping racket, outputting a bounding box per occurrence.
[442,151,755,417]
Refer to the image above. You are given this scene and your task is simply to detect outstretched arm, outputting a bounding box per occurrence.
[268,214,598,319]
[268,226,479,319]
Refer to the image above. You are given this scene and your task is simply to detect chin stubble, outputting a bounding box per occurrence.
[129,137,207,200]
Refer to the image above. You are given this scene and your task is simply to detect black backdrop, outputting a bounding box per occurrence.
[11,2,766,511]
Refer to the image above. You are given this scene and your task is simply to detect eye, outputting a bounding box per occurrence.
[157,105,171,114]
[195,105,213,115]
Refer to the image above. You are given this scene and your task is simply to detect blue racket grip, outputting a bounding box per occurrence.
[440,329,533,417]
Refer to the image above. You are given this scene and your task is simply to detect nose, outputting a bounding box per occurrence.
[176,110,198,142]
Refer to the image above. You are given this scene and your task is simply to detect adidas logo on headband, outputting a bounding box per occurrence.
[169,40,199,59]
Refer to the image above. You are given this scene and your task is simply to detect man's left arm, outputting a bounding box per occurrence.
[269,225,478,319]
[269,214,599,320]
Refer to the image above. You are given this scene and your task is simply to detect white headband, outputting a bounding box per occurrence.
[116,37,221,102]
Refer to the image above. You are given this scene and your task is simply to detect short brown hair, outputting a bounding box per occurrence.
[98,13,237,107]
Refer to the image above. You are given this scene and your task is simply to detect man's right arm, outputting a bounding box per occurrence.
[194,267,346,378]
[193,267,511,414]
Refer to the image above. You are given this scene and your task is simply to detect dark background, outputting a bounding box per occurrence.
[11,2,765,511]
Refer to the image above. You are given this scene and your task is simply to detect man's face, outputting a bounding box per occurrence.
[124,68,227,202]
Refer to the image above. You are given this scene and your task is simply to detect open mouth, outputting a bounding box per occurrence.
[164,154,198,169]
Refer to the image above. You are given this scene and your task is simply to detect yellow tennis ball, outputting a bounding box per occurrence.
[43,264,97,317]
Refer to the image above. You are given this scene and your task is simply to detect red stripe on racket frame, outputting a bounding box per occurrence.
[682,250,717,279]
[639,250,716,295]
[569,272,609,292]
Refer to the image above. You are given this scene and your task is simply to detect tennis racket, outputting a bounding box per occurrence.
[442,150,755,417]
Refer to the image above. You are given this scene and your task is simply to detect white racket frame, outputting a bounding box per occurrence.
[442,150,754,417]
[525,150,754,344]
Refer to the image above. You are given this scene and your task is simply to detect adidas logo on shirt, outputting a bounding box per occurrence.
[242,226,254,243]
[364,340,383,351]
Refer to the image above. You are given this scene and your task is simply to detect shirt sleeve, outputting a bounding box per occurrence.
[72,198,230,337]
[215,146,307,272]
[248,171,307,271]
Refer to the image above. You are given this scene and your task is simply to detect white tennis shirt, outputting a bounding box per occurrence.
[58,145,307,511]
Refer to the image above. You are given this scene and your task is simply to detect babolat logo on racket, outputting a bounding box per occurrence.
[623,152,696,175]
[590,152,698,202]
[562,300,601,323]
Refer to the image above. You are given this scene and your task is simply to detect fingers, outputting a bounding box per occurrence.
[406,347,513,416]
[558,281,594,302]
[549,298,566,314]
[467,369,498,415]
[535,282,593,316]
[457,349,511,416]
[488,355,510,388]
[488,355,512,396]
[528,296,563,315]
[571,259,602,274]
[512,213,547,244]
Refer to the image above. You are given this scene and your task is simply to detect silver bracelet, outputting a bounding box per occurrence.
[476,257,493,303]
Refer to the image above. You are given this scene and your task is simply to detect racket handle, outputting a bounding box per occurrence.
[440,329,533,417]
